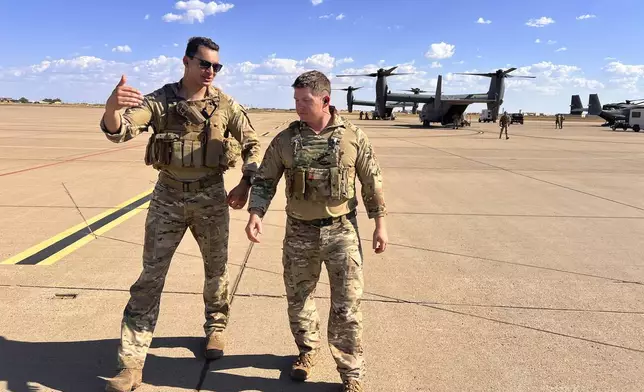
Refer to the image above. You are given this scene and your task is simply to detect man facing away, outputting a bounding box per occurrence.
[99,36,262,391]
[244,70,389,392]
[499,111,510,139]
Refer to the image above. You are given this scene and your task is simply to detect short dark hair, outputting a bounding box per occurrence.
[185,36,219,57]
[291,70,331,96]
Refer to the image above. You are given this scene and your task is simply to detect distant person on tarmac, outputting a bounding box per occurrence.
[499,112,510,139]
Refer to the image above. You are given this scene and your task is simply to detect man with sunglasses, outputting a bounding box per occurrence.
[100,36,262,392]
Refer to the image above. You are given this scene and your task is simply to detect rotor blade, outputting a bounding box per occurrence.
[385,66,399,74]
[336,73,378,77]
[503,67,518,74]
[389,72,414,76]
[454,72,494,77]
[507,75,536,79]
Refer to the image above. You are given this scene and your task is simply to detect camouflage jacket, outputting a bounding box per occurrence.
[100,79,262,181]
[248,108,387,221]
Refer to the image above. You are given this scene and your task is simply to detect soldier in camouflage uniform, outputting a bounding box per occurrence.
[559,114,565,129]
[555,114,560,129]
[452,113,460,129]
[100,37,262,392]
[499,111,510,139]
[245,70,388,392]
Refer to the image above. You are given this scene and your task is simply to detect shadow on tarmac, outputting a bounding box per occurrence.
[0,336,338,392]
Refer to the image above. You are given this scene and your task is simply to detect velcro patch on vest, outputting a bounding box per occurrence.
[307,170,327,180]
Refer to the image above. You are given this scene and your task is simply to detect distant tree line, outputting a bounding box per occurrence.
[0,97,62,104]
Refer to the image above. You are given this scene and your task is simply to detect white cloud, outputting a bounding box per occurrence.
[430,61,442,68]
[0,55,613,113]
[424,42,455,60]
[453,60,465,65]
[555,47,567,52]
[336,57,354,65]
[547,40,557,45]
[336,13,345,20]
[112,45,132,53]
[576,14,596,20]
[304,53,335,69]
[144,14,150,20]
[526,16,555,27]
[173,43,179,47]
[604,57,617,61]
[535,38,541,43]
[238,61,260,73]
[311,0,323,5]
[501,61,604,95]
[319,14,332,19]
[476,17,491,24]
[603,61,644,76]
[163,1,234,24]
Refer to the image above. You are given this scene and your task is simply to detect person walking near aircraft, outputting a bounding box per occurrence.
[499,111,510,139]
[99,36,262,392]
[559,114,565,129]
[359,111,363,120]
[245,70,388,392]
[452,113,460,129]
[555,114,561,129]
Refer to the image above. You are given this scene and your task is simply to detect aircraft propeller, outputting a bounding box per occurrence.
[455,68,536,79]
[336,66,414,78]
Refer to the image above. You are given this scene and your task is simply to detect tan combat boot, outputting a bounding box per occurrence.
[290,351,319,381]
[342,378,364,392]
[205,332,225,360]
[104,368,142,392]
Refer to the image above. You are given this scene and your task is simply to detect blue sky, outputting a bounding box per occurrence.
[1,0,643,114]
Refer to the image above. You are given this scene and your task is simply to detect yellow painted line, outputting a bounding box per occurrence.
[1,188,153,265]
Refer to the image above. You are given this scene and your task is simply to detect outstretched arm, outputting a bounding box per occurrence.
[100,74,151,143]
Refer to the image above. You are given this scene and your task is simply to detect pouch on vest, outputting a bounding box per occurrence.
[220,128,242,170]
[292,168,306,197]
[145,133,180,166]
[304,167,331,201]
[329,167,341,199]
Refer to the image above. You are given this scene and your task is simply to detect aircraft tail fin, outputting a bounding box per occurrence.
[588,94,602,115]
[433,75,442,110]
[570,95,583,114]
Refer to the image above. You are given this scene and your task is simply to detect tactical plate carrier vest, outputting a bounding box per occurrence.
[144,84,242,172]
[284,124,356,202]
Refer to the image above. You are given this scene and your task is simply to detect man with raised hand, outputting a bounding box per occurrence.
[100,36,261,392]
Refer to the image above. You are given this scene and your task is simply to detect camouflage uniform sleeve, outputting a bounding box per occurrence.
[99,97,154,144]
[226,97,262,176]
[354,127,387,218]
[247,135,285,218]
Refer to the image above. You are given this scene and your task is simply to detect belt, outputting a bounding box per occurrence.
[292,209,357,227]
[158,172,223,192]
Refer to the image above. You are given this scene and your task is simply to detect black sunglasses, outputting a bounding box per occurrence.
[190,55,223,72]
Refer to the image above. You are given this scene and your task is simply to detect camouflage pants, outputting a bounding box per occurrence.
[282,213,365,381]
[499,125,508,138]
[117,175,230,369]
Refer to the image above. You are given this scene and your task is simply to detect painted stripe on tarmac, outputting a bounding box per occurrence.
[1,189,153,266]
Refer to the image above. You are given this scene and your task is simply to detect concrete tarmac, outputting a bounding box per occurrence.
[1,105,643,392]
